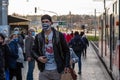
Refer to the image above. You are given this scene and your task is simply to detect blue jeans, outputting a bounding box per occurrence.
[5,69,9,80]
[27,60,35,80]
[77,53,82,73]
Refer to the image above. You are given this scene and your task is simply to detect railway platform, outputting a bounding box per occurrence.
[22,42,112,80]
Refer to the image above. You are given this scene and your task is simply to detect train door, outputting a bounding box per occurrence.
[112,0,119,79]
[109,14,113,71]
[98,15,104,57]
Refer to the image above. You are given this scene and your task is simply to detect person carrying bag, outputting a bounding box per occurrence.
[61,47,78,80]
[61,71,73,80]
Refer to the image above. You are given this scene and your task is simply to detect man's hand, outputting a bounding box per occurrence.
[37,56,48,63]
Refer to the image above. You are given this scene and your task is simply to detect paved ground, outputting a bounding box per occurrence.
[74,43,112,80]
[21,43,112,80]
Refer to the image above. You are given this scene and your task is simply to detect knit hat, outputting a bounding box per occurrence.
[41,14,52,22]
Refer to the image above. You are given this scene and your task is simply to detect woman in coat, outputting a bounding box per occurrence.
[8,33,23,80]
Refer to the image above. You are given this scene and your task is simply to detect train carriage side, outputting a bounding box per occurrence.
[98,0,119,80]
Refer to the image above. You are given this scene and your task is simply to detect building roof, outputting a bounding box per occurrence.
[8,15,30,23]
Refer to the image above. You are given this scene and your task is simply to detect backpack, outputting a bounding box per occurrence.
[72,38,83,53]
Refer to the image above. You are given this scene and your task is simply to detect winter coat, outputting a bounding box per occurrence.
[81,36,89,49]
[69,35,84,57]
[0,45,5,80]
[0,44,11,80]
[8,40,19,69]
[32,28,70,73]
[25,35,35,59]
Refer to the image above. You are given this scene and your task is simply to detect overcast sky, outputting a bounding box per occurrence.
[8,0,112,16]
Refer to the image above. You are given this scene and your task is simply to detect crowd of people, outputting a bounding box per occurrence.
[0,14,89,80]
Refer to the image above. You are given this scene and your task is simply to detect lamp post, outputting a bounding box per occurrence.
[34,7,59,30]
[94,9,97,39]
[0,1,2,24]
[44,10,58,21]
[0,0,8,25]
[118,1,120,40]
[0,0,9,37]
[35,7,58,21]
[94,9,101,39]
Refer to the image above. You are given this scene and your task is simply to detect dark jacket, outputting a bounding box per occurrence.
[25,35,34,59]
[8,40,19,69]
[0,45,5,80]
[69,35,84,57]
[0,44,11,80]
[32,28,70,73]
[81,36,89,49]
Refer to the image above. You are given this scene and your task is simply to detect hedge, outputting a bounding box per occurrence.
[86,36,99,41]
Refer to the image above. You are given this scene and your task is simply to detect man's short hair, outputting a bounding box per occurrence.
[41,14,52,22]
[74,31,79,36]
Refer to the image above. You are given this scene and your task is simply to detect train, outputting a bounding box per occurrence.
[98,0,119,80]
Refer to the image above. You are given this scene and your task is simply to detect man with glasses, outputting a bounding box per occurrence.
[32,14,70,80]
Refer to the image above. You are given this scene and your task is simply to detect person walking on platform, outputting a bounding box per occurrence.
[32,14,70,80]
[69,31,84,75]
[80,32,89,58]
[25,28,35,80]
